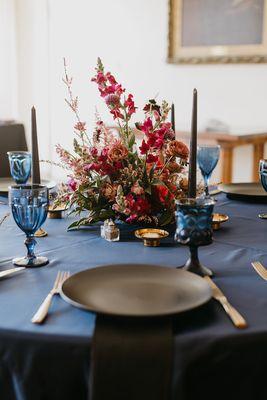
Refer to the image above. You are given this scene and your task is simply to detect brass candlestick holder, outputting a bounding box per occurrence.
[48,204,68,219]
[135,228,169,247]
[212,213,229,230]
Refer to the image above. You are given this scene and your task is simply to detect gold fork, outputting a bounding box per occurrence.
[251,261,267,281]
[31,271,70,324]
[0,213,10,227]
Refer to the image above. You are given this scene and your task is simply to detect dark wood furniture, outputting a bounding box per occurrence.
[0,123,27,177]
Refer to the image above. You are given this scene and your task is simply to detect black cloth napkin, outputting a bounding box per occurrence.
[90,315,173,400]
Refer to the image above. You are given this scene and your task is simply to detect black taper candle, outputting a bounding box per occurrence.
[171,103,175,133]
[188,89,197,198]
[31,106,41,184]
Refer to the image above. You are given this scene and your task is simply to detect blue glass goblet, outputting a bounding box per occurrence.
[259,159,267,218]
[175,197,215,277]
[197,145,220,197]
[7,151,32,184]
[9,185,49,267]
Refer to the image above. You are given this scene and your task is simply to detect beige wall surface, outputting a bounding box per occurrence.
[13,0,267,182]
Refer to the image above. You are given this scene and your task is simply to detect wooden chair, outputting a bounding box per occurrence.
[0,123,27,177]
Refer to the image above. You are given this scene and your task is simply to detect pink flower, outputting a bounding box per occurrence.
[105,94,120,107]
[68,179,77,191]
[126,214,138,224]
[84,163,101,172]
[131,182,144,195]
[74,121,86,131]
[89,147,98,156]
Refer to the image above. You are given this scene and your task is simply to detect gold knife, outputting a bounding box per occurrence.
[204,276,247,329]
[251,261,267,281]
[0,267,25,279]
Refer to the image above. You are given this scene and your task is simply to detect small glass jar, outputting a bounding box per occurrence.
[103,220,120,242]
[101,219,109,238]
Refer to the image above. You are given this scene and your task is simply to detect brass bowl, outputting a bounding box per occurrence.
[34,228,48,237]
[135,228,169,247]
[48,204,68,219]
[212,213,229,230]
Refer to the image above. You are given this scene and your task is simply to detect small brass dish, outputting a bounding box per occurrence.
[212,213,229,230]
[34,228,48,238]
[135,228,169,247]
[48,204,68,219]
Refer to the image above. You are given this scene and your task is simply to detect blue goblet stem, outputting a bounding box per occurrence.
[184,245,213,277]
[25,234,37,264]
[204,175,210,196]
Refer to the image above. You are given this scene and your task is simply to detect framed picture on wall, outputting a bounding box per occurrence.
[168,0,267,63]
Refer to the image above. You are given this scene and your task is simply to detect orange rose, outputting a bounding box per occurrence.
[108,140,128,162]
[166,140,189,159]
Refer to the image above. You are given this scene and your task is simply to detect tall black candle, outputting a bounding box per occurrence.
[171,103,175,134]
[31,106,41,184]
[188,89,197,198]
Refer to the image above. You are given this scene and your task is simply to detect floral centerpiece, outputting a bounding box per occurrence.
[56,58,189,229]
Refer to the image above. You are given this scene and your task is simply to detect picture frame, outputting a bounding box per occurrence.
[168,0,267,64]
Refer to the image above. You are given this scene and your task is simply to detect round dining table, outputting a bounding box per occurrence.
[0,193,267,400]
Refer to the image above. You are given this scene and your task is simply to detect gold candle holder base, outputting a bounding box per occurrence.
[48,205,67,219]
[212,213,229,230]
[34,228,48,238]
[135,228,169,247]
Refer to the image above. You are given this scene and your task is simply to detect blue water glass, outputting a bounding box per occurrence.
[9,185,49,267]
[7,151,32,184]
[197,145,220,197]
[259,159,267,219]
[259,159,267,192]
[175,197,215,276]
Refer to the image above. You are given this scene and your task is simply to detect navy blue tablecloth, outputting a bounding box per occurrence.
[1,194,267,400]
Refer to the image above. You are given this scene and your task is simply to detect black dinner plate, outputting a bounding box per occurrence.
[219,182,267,203]
[60,264,211,317]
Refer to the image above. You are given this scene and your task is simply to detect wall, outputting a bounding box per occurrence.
[15,0,267,182]
[0,0,17,120]
[15,0,51,178]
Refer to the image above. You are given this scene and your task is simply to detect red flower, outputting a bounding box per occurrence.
[99,148,108,162]
[89,147,98,156]
[106,72,117,85]
[91,72,106,84]
[110,108,124,120]
[84,163,101,172]
[139,139,150,154]
[146,154,158,163]
[124,94,136,116]
[114,161,123,169]
[155,185,174,206]
[114,84,125,96]
[140,117,153,134]
[125,194,150,215]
